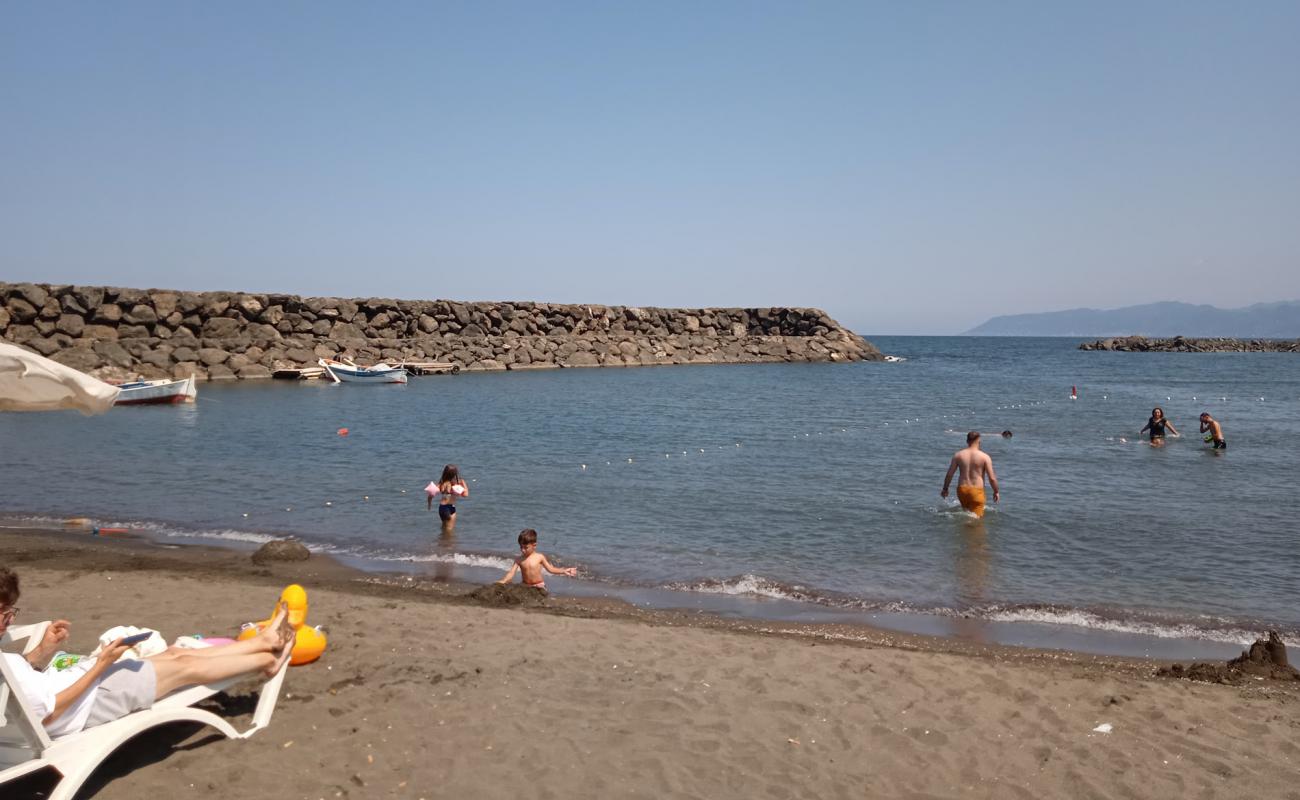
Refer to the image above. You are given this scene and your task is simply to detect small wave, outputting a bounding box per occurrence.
[975,605,1280,645]
[667,574,829,604]
[363,551,516,571]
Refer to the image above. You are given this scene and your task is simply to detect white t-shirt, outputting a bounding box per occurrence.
[2,652,100,738]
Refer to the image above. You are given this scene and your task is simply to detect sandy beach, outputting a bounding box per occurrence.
[3,527,1298,800]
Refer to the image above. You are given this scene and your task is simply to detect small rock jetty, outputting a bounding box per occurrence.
[0,282,883,381]
[1079,335,1299,353]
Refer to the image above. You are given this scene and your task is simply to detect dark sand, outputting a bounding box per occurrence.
[2,528,1298,799]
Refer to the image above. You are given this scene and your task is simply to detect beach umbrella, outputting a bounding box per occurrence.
[0,341,119,415]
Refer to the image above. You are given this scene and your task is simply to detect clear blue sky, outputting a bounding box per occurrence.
[3,2,1298,334]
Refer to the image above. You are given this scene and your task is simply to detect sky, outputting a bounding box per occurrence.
[2,2,1298,334]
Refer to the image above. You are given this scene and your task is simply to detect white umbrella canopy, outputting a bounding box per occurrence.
[0,341,120,415]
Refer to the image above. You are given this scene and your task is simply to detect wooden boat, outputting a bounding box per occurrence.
[318,359,408,384]
[114,375,197,406]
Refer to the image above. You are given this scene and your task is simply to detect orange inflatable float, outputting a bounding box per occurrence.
[238,584,327,666]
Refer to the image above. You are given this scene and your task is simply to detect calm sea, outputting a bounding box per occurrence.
[3,336,1296,658]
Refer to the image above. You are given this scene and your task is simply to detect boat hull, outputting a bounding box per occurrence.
[114,376,197,406]
[319,360,408,384]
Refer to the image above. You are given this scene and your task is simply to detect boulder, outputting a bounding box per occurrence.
[93,340,134,369]
[201,317,242,338]
[206,363,237,381]
[10,283,49,309]
[123,304,158,325]
[250,539,311,565]
[50,347,101,373]
[236,296,264,317]
[562,351,600,367]
[72,286,106,311]
[197,347,231,366]
[27,336,64,356]
[237,364,272,380]
[7,297,38,324]
[152,292,179,317]
[55,314,84,337]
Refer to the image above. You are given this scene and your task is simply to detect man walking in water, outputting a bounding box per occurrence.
[941,431,1000,518]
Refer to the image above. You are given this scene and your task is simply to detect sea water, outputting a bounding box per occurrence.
[3,336,1296,658]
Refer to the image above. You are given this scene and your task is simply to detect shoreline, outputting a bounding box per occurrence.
[0,524,1263,664]
[3,526,1298,800]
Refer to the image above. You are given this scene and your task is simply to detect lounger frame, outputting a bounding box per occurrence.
[2,621,289,800]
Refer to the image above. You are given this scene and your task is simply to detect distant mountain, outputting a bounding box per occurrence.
[966,301,1300,338]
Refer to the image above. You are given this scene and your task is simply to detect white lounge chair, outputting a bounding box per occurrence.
[1,620,290,800]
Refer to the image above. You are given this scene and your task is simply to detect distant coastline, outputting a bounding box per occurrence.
[967,300,1300,338]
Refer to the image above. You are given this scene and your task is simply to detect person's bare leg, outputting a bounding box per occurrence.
[158,604,290,660]
[151,633,293,697]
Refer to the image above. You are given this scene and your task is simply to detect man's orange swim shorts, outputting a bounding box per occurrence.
[957,485,986,518]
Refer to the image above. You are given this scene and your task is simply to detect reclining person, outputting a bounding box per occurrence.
[0,566,292,738]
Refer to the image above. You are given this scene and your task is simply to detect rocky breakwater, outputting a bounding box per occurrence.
[1079,335,1300,353]
[0,282,883,381]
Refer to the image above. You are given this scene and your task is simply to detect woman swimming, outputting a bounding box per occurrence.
[1139,407,1179,445]
[427,464,469,534]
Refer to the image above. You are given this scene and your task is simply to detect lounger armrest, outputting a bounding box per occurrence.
[0,622,50,657]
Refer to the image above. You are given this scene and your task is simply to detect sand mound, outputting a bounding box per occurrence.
[1158,631,1300,684]
[467,582,549,607]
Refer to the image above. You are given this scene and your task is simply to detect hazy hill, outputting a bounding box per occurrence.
[966,301,1300,337]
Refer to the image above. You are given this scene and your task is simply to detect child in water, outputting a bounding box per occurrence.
[427,464,469,534]
[496,529,576,590]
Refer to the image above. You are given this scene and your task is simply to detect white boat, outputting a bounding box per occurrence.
[318,359,408,384]
[114,375,198,406]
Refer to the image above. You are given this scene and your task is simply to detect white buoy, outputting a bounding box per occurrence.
[363,496,369,501]
[325,501,332,507]
[285,507,292,512]
[581,464,587,470]
[242,513,249,518]
[627,458,633,463]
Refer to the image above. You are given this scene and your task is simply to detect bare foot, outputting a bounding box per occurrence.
[265,635,293,677]
[256,603,290,651]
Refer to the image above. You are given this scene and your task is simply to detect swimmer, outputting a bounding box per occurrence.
[1000,430,1012,438]
[427,464,469,534]
[496,529,576,590]
[1139,407,1179,446]
[1199,412,1226,450]
[940,431,1000,519]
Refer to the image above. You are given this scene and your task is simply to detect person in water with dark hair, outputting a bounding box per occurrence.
[1200,412,1226,450]
[1139,407,1179,446]
[427,464,469,534]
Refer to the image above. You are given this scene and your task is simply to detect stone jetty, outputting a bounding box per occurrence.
[1079,335,1299,353]
[0,282,883,381]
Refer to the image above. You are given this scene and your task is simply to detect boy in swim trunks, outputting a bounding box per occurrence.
[496,528,577,590]
[940,431,1001,518]
[1199,413,1226,449]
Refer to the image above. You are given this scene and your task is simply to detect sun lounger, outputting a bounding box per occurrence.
[1,620,289,800]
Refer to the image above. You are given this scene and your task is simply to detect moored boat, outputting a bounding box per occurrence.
[318,359,408,384]
[114,375,197,406]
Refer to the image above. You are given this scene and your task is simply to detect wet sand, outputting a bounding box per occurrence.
[2,527,1298,799]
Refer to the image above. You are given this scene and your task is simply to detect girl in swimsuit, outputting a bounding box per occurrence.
[1139,407,1179,445]
[427,464,469,534]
